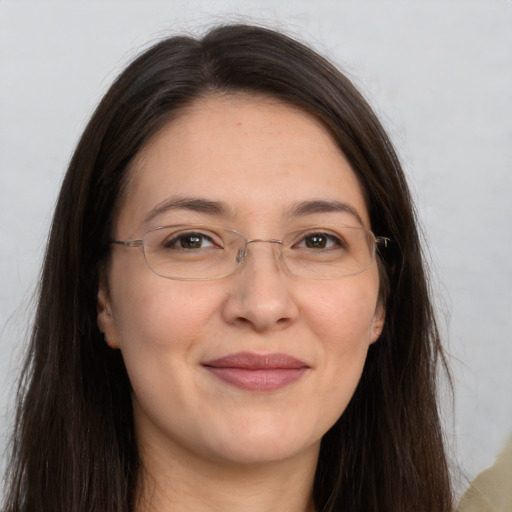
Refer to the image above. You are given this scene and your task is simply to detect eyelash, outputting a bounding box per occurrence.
[163,232,221,250]
[293,232,347,250]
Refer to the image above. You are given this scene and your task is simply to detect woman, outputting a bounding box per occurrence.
[2,24,453,511]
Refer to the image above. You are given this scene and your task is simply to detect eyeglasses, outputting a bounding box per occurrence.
[111,224,389,281]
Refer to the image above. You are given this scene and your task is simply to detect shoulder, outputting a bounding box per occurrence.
[457,438,512,512]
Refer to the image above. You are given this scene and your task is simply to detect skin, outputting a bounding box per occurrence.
[98,94,385,512]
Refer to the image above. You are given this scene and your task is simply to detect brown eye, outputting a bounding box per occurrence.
[164,232,216,250]
[297,232,343,250]
[305,234,327,248]
[180,234,204,249]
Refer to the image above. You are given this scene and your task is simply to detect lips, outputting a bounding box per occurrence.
[202,352,309,391]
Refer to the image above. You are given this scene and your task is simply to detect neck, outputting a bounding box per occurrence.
[135,436,319,512]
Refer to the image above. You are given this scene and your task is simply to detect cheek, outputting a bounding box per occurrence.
[108,278,223,419]
[319,298,373,382]
[307,278,379,349]
[303,276,379,410]
[110,271,221,358]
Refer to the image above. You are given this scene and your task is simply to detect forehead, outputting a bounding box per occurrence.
[116,94,370,234]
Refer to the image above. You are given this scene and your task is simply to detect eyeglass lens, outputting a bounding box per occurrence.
[140,225,376,281]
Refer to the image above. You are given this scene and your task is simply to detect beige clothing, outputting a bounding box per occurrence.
[457,438,512,512]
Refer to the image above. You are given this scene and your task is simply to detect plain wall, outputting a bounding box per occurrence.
[1,0,511,497]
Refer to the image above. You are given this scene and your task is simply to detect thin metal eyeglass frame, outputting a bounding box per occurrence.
[110,224,390,281]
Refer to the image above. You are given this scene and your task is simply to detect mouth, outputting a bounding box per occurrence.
[202,352,309,392]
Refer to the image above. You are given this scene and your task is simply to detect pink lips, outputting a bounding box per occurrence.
[202,352,309,391]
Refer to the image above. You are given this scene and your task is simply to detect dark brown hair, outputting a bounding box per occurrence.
[3,24,452,512]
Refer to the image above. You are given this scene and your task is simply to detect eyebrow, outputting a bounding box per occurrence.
[144,196,234,224]
[144,196,364,226]
[288,199,364,225]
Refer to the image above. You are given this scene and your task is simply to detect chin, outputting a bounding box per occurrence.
[203,421,321,466]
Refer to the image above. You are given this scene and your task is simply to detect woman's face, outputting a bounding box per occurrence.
[98,94,384,468]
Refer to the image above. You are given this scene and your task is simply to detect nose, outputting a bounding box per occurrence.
[221,240,299,332]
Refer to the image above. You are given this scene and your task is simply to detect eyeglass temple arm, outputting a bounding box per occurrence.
[375,236,390,248]
[111,240,144,248]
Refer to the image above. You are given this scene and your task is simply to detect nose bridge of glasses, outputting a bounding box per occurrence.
[235,238,283,264]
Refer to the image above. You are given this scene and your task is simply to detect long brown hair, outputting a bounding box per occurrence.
[3,24,452,511]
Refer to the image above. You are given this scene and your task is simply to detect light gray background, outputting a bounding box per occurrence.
[1,0,511,498]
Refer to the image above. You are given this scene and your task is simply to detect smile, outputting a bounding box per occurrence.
[202,352,309,391]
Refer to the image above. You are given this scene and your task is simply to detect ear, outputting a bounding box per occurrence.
[369,302,386,344]
[97,282,119,349]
